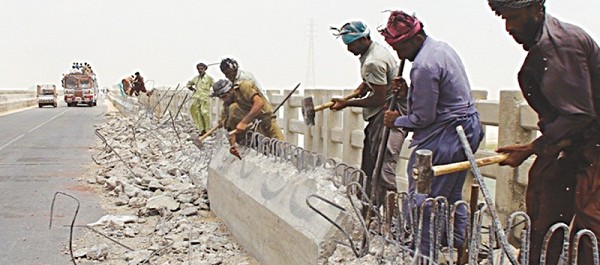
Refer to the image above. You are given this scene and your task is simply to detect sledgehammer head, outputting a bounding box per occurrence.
[302,97,316,126]
[413,149,433,194]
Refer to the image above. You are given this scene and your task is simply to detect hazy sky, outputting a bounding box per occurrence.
[1,0,599,98]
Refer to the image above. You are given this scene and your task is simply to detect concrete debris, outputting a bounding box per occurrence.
[75,99,439,265]
[86,243,110,260]
[87,214,138,228]
[147,194,179,211]
[72,105,257,264]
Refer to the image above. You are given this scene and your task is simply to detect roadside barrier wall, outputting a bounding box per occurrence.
[126,87,538,223]
[0,90,37,114]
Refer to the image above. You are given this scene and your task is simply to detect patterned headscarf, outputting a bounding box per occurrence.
[488,0,546,14]
[380,11,423,46]
[211,79,233,97]
[331,21,371,45]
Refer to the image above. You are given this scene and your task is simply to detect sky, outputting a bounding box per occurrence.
[1,0,599,99]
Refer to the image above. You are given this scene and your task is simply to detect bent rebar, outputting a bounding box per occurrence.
[571,229,600,265]
[470,209,485,264]
[332,163,349,188]
[540,222,570,265]
[299,149,312,171]
[49,191,80,265]
[448,200,471,265]
[346,169,365,188]
[306,194,363,257]
[505,211,531,265]
[346,181,374,257]
[311,152,326,169]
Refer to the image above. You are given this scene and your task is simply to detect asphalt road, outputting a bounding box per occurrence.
[0,98,107,264]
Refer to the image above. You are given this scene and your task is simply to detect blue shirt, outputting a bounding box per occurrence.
[393,37,477,146]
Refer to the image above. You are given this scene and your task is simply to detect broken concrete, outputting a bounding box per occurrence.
[208,146,352,265]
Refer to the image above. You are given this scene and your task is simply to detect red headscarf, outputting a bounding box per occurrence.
[380,11,423,46]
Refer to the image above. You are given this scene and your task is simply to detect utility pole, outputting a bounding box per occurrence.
[305,18,316,90]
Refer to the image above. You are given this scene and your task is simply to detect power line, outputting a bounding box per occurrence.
[305,18,316,90]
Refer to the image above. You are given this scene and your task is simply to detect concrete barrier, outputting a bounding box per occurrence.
[106,93,360,264]
[207,145,352,265]
[0,90,37,115]
[107,93,138,115]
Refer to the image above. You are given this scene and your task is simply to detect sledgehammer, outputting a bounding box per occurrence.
[192,124,222,148]
[412,139,572,194]
[301,90,361,126]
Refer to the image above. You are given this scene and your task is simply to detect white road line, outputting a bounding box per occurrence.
[0,109,70,151]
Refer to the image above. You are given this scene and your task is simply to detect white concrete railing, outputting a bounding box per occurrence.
[0,90,37,114]
[137,87,537,222]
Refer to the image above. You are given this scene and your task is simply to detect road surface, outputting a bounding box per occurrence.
[0,98,107,264]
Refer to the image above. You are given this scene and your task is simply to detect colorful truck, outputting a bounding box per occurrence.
[61,65,98,107]
[36,84,58,108]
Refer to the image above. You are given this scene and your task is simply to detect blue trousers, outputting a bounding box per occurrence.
[406,113,483,256]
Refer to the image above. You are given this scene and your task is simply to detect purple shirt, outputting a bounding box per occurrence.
[519,14,600,152]
[393,37,477,146]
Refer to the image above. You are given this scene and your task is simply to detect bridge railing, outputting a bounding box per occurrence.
[136,87,537,222]
[0,90,37,114]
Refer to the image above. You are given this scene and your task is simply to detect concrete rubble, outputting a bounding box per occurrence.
[71,105,258,265]
[69,100,495,264]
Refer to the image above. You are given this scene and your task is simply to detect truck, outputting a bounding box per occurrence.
[61,65,98,107]
[36,84,58,108]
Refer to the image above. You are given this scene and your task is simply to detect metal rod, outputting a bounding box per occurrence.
[69,225,135,251]
[366,58,406,225]
[49,191,80,265]
[456,125,519,264]
[272,82,301,115]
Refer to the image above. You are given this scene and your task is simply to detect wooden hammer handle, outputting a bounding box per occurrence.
[432,138,572,177]
[433,154,508,177]
[228,122,255,136]
[314,91,361,112]
[197,124,222,143]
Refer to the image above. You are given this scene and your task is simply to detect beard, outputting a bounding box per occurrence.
[514,16,541,51]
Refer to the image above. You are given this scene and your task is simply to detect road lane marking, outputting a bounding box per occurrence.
[0,109,70,151]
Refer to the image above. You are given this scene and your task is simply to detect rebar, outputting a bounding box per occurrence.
[70,225,135,251]
[571,229,600,265]
[140,238,174,264]
[542,223,570,265]
[505,211,531,264]
[49,191,80,265]
[94,128,137,178]
[306,194,362,257]
[345,182,373,257]
[448,201,471,265]
[456,125,519,265]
